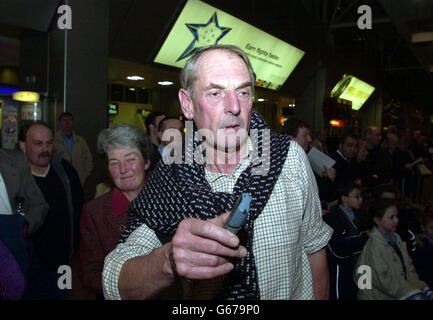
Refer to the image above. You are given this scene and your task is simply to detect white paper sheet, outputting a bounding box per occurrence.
[307,147,336,177]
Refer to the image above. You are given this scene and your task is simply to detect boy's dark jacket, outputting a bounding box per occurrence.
[323,205,368,300]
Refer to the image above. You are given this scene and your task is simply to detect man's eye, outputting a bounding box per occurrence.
[210,91,220,97]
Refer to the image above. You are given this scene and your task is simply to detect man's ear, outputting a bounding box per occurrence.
[373,217,380,226]
[178,88,193,120]
[19,141,26,153]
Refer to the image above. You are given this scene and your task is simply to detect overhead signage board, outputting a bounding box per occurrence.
[154,0,305,91]
[330,74,375,111]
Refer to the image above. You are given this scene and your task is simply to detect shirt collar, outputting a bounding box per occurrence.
[61,132,74,140]
[377,226,396,243]
[336,150,350,163]
[205,138,252,183]
[32,164,51,177]
[112,188,130,218]
[339,204,355,220]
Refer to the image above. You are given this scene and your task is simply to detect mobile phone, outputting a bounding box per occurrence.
[224,193,252,234]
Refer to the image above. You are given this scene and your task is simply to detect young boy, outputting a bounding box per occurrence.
[323,180,369,300]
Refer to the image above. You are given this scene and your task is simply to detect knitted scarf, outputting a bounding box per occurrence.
[120,111,290,299]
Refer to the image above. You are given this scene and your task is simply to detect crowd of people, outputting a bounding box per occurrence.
[283,116,433,300]
[1,44,432,301]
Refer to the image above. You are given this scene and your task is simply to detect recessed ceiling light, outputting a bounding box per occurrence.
[257,98,265,102]
[158,81,174,86]
[127,76,144,80]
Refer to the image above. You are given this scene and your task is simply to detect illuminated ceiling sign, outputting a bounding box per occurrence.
[330,74,375,111]
[154,0,305,91]
[12,91,40,103]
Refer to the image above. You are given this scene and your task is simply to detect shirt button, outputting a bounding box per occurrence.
[232,175,237,180]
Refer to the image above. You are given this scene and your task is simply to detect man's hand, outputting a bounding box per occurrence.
[169,212,248,280]
[322,166,336,182]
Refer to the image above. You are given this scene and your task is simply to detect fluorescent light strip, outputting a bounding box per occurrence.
[127,76,144,80]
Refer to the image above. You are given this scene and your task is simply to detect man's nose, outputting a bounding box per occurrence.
[224,90,240,115]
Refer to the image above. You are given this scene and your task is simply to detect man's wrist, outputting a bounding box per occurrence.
[160,243,176,279]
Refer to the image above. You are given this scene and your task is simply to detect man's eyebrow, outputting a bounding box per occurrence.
[205,81,252,90]
[236,81,252,90]
[206,83,226,90]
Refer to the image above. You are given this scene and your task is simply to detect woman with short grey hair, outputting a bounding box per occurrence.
[97,124,153,165]
[78,123,153,298]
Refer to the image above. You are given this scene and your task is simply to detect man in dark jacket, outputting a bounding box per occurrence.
[330,131,360,187]
[18,122,83,300]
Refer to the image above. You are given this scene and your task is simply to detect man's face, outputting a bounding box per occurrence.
[339,136,359,159]
[158,119,185,147]
[179,49,253,153]
[20,125,54,169]
[366,127,382,146]
[59,115,73,136]
[152,115,166,135]
[295,127,312,151]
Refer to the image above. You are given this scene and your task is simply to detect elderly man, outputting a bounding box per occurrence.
[103,45,332,300]
[19,122,83,299]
